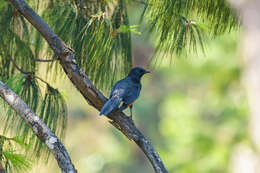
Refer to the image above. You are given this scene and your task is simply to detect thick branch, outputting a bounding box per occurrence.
[7,0,168,172]
[0,81,76,173]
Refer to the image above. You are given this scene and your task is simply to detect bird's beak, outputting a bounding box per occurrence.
[145,70,151,74]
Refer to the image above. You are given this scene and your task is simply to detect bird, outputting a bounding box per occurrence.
[100,67,150,118]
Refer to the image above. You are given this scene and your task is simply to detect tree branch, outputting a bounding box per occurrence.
[8,0,168,172]
[0,81,77,173]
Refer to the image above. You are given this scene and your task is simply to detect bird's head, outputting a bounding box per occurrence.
[128,67,150,81]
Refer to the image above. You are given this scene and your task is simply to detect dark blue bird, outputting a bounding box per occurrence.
[100,67,150,118]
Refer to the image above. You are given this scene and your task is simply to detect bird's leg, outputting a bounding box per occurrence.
[129,105,133,120]
[118,103,128,112]
[119,103,133,120]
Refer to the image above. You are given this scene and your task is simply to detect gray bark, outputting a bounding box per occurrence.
[8,0,168,172]
[0,81,77,173]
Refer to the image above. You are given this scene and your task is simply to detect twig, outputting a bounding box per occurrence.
[34,76,50,86]
[35,58,55,62]
[8,55,51,86]
[133,0,146,5]
[0,135,15,141]
[8,0,168,172]
[8,56,29,74]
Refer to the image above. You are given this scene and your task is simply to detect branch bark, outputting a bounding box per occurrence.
[0,81,77,173]
[7,0,168,172]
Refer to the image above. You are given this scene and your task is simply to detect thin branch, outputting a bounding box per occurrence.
[8,55,51,86]
[133,0,146,5]
[8,0,168,173]
[0,81,76,173]
[0,135,15,141]
[9,56,28,74]
[34,76,50,86]
[35,58,55,62]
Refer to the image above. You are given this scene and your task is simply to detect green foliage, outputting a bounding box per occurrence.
[1,74,67,160]
[0,3,36,81]
[0,135,32,173]
[41,0,132,90]
[0,0,239,89]
[142,0,239,57]
[33,85,68,159]
[118,25,141,35]
[3,150,31,173]
[0,1,68,162]
[3,74,41,134]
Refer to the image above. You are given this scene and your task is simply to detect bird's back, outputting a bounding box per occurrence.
[100,77,141,116]
[111,77,141,104]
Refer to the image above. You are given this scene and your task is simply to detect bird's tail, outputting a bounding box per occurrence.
[100,96,122,116]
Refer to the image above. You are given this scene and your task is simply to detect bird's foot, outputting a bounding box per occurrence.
[127,114,134,122]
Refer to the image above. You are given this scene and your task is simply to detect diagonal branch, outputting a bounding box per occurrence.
[8,0,168,172]
[0,81,76,173]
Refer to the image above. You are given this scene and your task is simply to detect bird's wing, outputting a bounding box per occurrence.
[100,77,141,116]
[109,78,129,98]
[100,79,128,116]
[99,91,123,116]
[122,82,141,105]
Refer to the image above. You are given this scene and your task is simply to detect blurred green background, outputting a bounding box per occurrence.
[29,31,250,173]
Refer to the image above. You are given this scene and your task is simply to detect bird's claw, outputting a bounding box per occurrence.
[128,114,134,122]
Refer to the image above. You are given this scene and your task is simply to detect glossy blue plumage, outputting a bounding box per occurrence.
[100,67,150,116]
